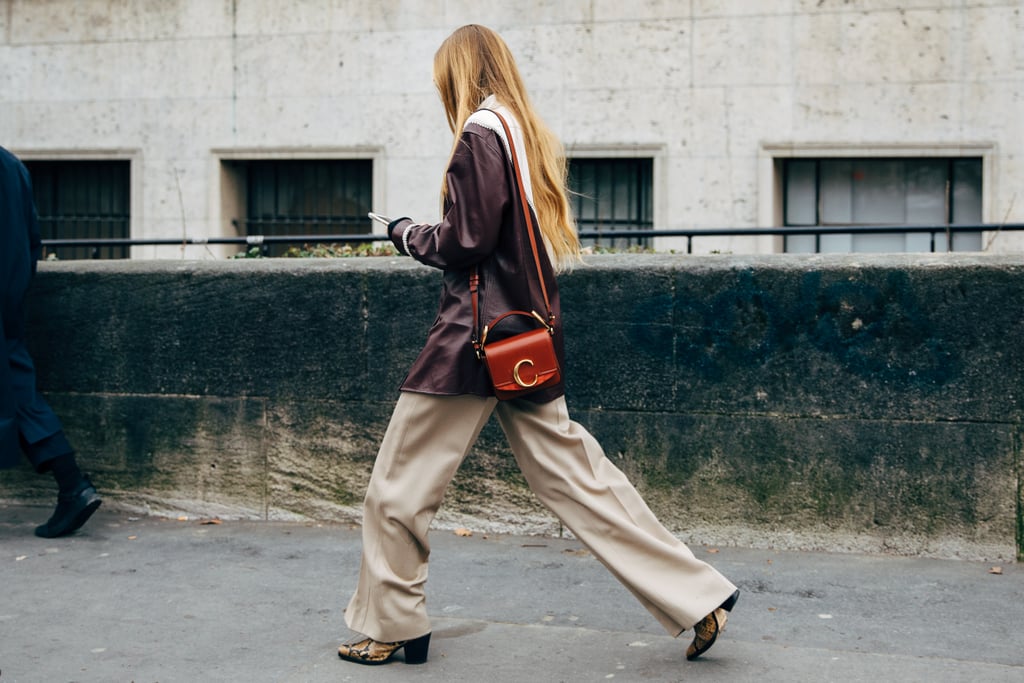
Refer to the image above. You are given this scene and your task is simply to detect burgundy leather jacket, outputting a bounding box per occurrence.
[388,117,565,404]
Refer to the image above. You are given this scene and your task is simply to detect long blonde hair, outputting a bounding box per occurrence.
[433,24,580,270]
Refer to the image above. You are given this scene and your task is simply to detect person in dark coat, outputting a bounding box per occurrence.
[1,145,101,538]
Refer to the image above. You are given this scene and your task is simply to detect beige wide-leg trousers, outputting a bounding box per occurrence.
[344,391,737,643]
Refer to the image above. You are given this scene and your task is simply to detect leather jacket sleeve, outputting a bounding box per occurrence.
[389,128,510,269]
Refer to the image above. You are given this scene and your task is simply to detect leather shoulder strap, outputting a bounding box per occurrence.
[471,109,554,357]
[487,109,552,318]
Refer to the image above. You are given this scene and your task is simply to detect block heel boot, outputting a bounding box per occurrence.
[338,632,431,665]
[686,589,740,661]
[402,633,431,664]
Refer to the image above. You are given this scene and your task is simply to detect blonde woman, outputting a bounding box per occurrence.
[339,24,739,667]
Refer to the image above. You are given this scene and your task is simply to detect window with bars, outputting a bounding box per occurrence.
[24,159,131,260]
[568,158,653,249]
[783,158,983,253]
[233,159,373,256]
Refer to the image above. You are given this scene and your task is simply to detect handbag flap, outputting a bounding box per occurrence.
[484,327,560,397]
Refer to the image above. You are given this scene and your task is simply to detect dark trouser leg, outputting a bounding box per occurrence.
[23,430,75,476]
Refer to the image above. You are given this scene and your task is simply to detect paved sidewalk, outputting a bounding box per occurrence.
[1,504,1021,682]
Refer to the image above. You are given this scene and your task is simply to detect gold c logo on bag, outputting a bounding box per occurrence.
[512,359,538,388]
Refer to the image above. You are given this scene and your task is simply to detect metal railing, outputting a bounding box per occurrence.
[40,233,376,259]
[577,223,1024,254]
[40,223,1024,258]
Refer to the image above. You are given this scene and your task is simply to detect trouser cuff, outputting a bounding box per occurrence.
[24,431,75,473]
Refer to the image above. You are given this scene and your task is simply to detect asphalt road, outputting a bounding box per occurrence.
[1,504,1021,682]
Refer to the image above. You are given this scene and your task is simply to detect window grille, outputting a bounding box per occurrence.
[238,159,372,256]
[24,160,130,260]
[568,158,653,249]
[783,158,983,253]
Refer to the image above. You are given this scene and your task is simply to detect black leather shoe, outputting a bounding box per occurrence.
[34,477,102,538]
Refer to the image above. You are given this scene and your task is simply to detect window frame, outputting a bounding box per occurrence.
[565,144,664,250]
[12,149,141,259]
[758,143,996,254]
[215,148,384,256]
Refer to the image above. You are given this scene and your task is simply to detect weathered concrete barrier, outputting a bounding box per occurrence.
[2,254,1021,561]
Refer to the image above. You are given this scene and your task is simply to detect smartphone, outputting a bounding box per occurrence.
[368,212,392,226]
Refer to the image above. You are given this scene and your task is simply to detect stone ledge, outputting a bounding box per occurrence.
[2,254,1021,560]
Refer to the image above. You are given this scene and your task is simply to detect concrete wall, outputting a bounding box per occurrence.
[1,255,1021,562]
[2,0,1022,255]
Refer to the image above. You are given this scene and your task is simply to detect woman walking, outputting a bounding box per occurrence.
[339,24,739,667]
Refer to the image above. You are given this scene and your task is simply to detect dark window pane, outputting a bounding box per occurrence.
[568,158,653,249]
[24,160,130,260]
[820,160,853,224]
[783,157,983,254]
[850,160,905,225]
[951,159,982,225]
[242,159,373,255]
[905,160,946,224]
[950,158,983,250]
[784,160,816,226]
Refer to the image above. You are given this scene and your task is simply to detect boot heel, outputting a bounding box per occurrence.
[720,589,740,612]
[403,633,431,664]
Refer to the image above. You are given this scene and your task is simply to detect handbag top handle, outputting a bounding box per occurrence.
[469,109,554,358]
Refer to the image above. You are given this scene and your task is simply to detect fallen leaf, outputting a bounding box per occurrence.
[707,548,720,554]
[988,566,1003,575]
[199,518,222,525]
[177,516,189,522]
[454,528,473,537]
[767,607,777,612]
[127,535,137,540]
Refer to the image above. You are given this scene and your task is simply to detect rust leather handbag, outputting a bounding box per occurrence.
[470,110,561,400]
